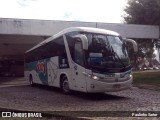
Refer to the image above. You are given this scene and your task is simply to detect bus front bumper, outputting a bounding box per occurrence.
[86,77,133,93]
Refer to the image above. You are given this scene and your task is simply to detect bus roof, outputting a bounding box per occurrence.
[63,27,119,36]
[26,27,120,53]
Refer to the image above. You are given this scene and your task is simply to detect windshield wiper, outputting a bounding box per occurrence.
[109,46,126,69]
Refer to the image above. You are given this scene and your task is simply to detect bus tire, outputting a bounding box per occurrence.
[29,75,34,87]
[60,76,71,94]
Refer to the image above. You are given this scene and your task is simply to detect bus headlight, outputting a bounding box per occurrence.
[129,74,132,78]
[92,75,100,80]
[126,74,132,79]
[82,72,101,80]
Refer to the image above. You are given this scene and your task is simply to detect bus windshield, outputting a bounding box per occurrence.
[82,33,130,71]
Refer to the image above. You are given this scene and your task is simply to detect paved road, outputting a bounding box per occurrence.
[0,77,159,118]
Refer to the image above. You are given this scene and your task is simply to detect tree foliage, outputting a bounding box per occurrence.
[126,39,155,66]
[124,0,160,25]
[123,0,160,65]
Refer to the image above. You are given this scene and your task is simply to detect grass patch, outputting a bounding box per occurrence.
[133,70,160,86]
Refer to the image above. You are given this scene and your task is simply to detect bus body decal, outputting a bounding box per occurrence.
[37,59,48,85]
[37,61,46,75]
[26,59,50,85]
[59,56,69,69]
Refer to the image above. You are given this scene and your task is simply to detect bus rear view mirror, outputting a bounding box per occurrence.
[73,34,88,50]
[123,38,138,53]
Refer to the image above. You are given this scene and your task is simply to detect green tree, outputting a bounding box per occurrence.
[123,0,160,66]
[124,0,160,25]
[126,39,155,66]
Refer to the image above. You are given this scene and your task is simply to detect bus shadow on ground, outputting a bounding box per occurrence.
[71,92,127,101]
[33,84,127,101]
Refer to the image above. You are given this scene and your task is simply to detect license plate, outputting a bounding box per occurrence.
[113,84,121,88]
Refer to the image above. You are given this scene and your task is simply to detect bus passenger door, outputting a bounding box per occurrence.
[72,40,87,92]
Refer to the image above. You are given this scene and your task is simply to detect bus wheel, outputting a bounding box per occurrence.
[29,75,34,86]
[61,77,71,94]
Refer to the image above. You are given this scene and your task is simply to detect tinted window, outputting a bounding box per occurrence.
[65,31,80,61]
[74,41,84,66]
[25,36,66,63]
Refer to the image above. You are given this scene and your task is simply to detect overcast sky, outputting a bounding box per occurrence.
[0,0,127,23]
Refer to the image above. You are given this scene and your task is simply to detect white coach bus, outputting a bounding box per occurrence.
[24,27,137,94]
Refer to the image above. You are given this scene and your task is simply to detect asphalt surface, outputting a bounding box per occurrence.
[0,77,160,119]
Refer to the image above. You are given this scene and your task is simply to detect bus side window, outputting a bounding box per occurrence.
[74,40,84,66]
[38,36,67,59]
[54,37,67,58]
[57,49,66,58]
